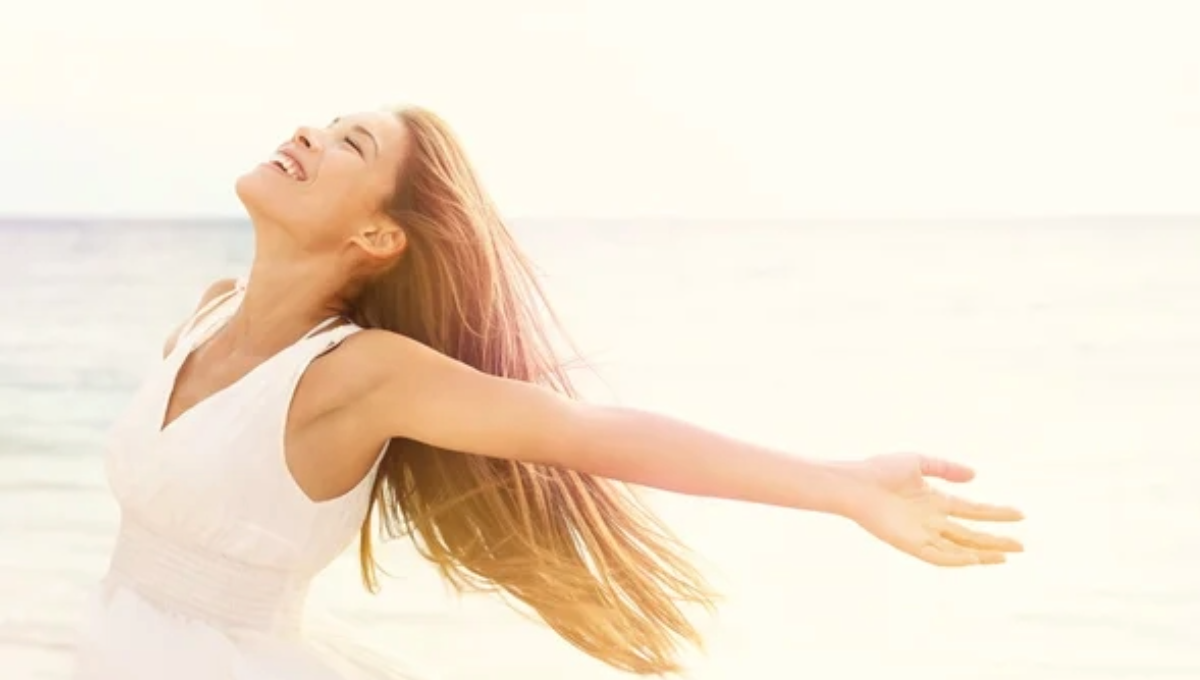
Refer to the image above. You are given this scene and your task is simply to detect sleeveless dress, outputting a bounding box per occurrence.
[72,280,429,679]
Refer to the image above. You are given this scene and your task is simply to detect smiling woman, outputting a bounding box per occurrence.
[71,106,1023,680]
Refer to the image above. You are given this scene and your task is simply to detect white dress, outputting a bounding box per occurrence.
[73,281,426,679]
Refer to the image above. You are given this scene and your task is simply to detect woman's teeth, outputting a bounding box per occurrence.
[270,152,304,180]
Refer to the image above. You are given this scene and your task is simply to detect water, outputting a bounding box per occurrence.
[1,217,1198,678]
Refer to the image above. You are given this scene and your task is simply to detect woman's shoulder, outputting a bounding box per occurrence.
[317,328,424,384]
[333,328,450,377]
[305,329,443,412]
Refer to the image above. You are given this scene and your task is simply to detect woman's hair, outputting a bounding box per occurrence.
[348,107,717,675]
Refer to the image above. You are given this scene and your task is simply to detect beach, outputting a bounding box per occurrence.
[1,216,1197,678]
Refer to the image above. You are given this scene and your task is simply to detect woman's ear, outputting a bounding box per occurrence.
[351,219,407,260]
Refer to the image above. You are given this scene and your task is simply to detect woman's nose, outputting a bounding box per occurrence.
[292,126,319,150]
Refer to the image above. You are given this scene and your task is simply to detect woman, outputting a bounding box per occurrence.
[74,107,1023,679]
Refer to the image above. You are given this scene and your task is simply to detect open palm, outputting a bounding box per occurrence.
[849,453,1025,567]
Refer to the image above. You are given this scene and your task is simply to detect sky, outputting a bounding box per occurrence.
[2,0,1199,220]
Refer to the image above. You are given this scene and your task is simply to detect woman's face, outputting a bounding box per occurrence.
[235,110,409,253]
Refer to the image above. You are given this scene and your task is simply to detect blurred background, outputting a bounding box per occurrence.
[2,1,1199,678]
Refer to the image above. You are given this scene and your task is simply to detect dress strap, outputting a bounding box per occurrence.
[301,316,345,340]
[173,280,245,350]
[303,323,363,357]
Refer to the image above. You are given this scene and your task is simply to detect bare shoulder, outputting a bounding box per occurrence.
[314,327,482,430]
[272,329,438,424]
[342,327,481,376]
[322,327,580,459]
[342,327,445,360]
[322,328,453,394]
[285,328,438,455]
[161,278,239,357]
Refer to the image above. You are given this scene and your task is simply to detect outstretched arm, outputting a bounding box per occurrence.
[358,331,857,513]
[356,330,1024,566]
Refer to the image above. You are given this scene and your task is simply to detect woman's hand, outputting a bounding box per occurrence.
[845,453,1025,567]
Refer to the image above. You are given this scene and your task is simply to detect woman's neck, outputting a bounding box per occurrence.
[227,252,350,353]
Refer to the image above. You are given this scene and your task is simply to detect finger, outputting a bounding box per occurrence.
[941,493,1024,522]
[939,519,1024,553]
[969,549,1008,565]
[917,538,981,567]
[919,456,975,484]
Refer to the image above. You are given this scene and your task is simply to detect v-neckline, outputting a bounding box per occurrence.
[155,306,345,437]
[152,279,345,438]
[156,311,266,436]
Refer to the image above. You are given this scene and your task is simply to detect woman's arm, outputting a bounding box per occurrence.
[356,330,865,517]
[354,330,1023,566]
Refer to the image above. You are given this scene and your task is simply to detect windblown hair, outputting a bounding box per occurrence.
[348,107,716,675]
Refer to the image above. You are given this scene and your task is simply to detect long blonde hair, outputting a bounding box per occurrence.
[349,108,716,675]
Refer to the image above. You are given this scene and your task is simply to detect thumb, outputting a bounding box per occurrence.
[918,455,976,483]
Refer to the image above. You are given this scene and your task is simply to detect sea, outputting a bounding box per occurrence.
[0,216,1197,679]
